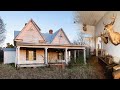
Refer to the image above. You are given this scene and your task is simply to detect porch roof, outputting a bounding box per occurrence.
[17,44,86,49]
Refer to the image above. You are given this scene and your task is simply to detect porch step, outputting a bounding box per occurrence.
[17,64,46,68]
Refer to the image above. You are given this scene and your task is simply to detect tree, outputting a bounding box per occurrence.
[6,43,14,48]
[77,32,86,45]
[73,11,92,45]
[0,17,6,46]
[73,31,86,45]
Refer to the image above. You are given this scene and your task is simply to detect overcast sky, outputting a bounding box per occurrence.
[0,11,80,47]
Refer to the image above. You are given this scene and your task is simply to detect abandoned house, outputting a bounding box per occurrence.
[2,11,120,79]
[3,19,86,68]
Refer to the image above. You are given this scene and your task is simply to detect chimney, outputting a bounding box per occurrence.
[25,23,27,26]
[49,29,53,34]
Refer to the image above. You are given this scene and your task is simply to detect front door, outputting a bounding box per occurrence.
[26,49,36,61]
[28,50,34,61]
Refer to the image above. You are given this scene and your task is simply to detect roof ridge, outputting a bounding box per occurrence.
[30,19,41,31]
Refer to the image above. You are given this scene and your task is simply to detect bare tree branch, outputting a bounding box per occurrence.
[0,17,6,46]
[73,11,89,45]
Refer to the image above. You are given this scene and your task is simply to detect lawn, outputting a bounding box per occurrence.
[0,62,105,79]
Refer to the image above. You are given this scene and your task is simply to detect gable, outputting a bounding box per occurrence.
[51,29,71,45]
[15,19,45,44]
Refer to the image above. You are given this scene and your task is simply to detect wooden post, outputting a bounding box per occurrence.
[84,48,87,64]
[65,48,68,65]
[18,46,20,65]
[15,47,18,67]
[74,50,76,63]
[45,47,48,65]
[68,51,71,62]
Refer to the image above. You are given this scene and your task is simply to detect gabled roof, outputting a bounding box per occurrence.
[14,31,20,38]
[14,19,45,41]
[41,33,53,44]
[41,30,59,44]
[41,28,71,44]
[14,19,70,44]
[30,19,41,31]
[60,28,71,44]
[14,28,71,44]
[51,28,71,44]
[14,31,60,44]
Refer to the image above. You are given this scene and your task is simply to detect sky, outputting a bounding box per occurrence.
[0,11,80,47]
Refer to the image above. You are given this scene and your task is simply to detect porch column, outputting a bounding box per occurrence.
[18,46,20,64]
[74,50,76,63]
[96,49,98,56]
[65,48,68,65]
[45,47,48,65]
[15,47,18,67]
[68,51,71,62]
[83,48,87,64]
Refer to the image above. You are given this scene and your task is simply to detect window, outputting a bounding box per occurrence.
[26,49,36,60]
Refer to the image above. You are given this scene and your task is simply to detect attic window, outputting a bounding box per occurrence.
[59,34,62,38]
[59,35,62,38]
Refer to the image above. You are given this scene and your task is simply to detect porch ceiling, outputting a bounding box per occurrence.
[75,11,108,26]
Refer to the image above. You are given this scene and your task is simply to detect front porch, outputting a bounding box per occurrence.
[15,44,87,68]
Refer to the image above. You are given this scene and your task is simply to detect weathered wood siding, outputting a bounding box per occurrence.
[16,21,44,44]
[20,50,26,61]
[48,52,58,63]
[36,50,44,63]
[19,49,44,63]
[52,30,70,44]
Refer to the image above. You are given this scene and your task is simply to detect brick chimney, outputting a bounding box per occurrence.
[25,23,27,26]
[49,29,53,34]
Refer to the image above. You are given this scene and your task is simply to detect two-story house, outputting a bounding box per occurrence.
[3,19,86,68]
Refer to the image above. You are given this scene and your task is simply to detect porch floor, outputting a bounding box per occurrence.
[87,56,109,79]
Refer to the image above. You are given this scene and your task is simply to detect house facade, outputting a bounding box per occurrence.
[4,19,87,68]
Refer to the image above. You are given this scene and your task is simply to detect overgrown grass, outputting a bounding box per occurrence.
[0,54,106,79]
[68,54,85,67]
[0,62,105,79]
